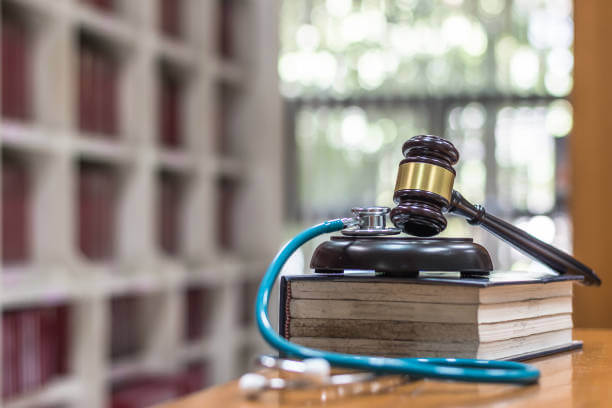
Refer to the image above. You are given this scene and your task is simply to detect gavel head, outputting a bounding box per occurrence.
[390,135,459,236]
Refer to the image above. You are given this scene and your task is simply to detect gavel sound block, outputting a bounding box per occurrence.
[390,134,600,286]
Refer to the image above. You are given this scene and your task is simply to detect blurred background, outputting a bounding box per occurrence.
[1,0,610,407]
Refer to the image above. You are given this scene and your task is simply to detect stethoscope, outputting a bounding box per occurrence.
[241,216,540,397]
[240,355,408,399]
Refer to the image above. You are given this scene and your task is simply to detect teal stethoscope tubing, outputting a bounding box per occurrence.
[255,219,540,384]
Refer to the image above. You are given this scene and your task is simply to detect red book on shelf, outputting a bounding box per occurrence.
[159,71,182,148]
[219,0,233,58]
[217,178,236,251]
[107,59,119,136]
[185,287,213,342]
[14,21,28,120]
[110,296,141,360]
[1,15,31,120]
[216,85,233,155]
[39,308,55,384]
[240,279,259,327]
[56,305,70,375]
[168,78,181,147]
[159,0,182,39]
[79,164,116,260]
[177,361,208,394]
[1,20,14,118]
[2,157,30,264]
[2,306,71,401]
[79,167,94,258]
[95,54,109,136]
[185,288,203,341]
[81,0,114,12]
[92,52,104,136]
[79,41,118,137]
[159,172,182,255]
[19,310,39,393]
[79,48,94,133]
[2,312,21,399]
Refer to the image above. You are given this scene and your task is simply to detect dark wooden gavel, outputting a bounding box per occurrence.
[390,134,601,286]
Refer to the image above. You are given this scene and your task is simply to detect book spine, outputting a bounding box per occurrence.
[172,80,182,148]
[167,79,176,147]
[216,86,228,155]
[160,0,181,38]
[160,174,181,255]
[107,61,118,137]
[56,305,70,375]
[1,158,30,264]
[159,74,182,149]
[17,22,31,119]
[2,312,18,399]
[217,178,235,251]
[78,165,116,260]
[13,21,24,119]
[1,17,30,120]
[17,159,29,262]
[219,0,233,59]
[79,47,94,133]
[278,277,290,340]
[2,161,14,262]
[92,51,103,136]
[78,168,91,258]
[1,20,14,118]
[185,288,203,341]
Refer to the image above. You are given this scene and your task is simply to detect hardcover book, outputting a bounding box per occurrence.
[280,272,583,361]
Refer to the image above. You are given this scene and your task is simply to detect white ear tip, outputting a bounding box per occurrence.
[303,358,331,380]
[239,373,267,397]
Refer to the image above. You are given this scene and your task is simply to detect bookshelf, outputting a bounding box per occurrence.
[0,0,283,407]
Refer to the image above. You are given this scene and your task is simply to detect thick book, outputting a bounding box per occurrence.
[280,273,583,361]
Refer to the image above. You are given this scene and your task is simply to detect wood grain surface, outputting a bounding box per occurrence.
[160,329,612,407]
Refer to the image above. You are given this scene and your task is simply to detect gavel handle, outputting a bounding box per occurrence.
[449,190,601,286]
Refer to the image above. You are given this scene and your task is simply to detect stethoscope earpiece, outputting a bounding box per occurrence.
[238,373,268,398]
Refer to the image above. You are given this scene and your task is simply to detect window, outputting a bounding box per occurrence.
[280,0,573,270]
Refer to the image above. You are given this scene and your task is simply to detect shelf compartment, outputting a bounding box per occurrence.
[108,294,144,362]
[77,161,119,262]
[158,0,183,40]
[2,304,71,402]
[157,170,187,257]
[184,286,216,343]
[76,32,121,139]
[157,62,187,150]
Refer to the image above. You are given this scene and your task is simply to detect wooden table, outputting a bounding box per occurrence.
[162,329,612,407]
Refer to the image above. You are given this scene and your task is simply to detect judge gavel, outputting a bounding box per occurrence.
[390,134,601,286]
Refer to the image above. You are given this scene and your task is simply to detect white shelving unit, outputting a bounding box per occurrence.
[0,0,283,407]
